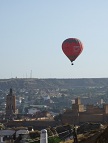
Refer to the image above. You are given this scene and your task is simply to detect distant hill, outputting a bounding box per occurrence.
[0,78,108,91]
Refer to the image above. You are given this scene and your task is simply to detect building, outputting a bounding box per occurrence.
[72,97,85,113]
[28,108,40,114]
[61,97,108,124]
[6,88,16,118]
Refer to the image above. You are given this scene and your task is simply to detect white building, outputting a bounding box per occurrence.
[28,108,40,114]
[43,95,50,101]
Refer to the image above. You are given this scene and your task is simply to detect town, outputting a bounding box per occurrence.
[0,78,108,142]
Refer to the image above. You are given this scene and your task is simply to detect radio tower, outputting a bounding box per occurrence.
[30,70,32,78]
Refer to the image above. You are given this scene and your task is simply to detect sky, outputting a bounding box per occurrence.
[0,1,108,79]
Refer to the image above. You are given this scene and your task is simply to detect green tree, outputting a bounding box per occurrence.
[48,136,62,143]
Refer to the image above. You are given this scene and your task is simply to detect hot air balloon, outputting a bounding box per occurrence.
[62,38,83,65]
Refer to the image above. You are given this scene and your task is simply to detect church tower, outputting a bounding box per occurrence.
[6,88,16,116]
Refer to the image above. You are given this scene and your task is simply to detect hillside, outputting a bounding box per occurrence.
[0,78,108,91]
[61,125,107,143]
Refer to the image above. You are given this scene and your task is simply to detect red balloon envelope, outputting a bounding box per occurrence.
[62,38,83,64]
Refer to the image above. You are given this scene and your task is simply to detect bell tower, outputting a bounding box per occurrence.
[6,88,16,116]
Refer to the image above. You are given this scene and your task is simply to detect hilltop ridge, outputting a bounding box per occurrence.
[0,78,108,91]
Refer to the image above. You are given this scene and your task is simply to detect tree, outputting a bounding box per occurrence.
[48,136,62,143]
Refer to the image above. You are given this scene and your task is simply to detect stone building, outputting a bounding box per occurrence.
[61,97,108,124]
[6,88,16,118]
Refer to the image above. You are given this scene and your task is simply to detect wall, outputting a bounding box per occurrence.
[79,113,103,123]
[6,120,58,130]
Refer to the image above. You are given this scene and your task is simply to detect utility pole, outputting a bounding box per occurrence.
[73,125,78,143]
[30,70,32,78]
